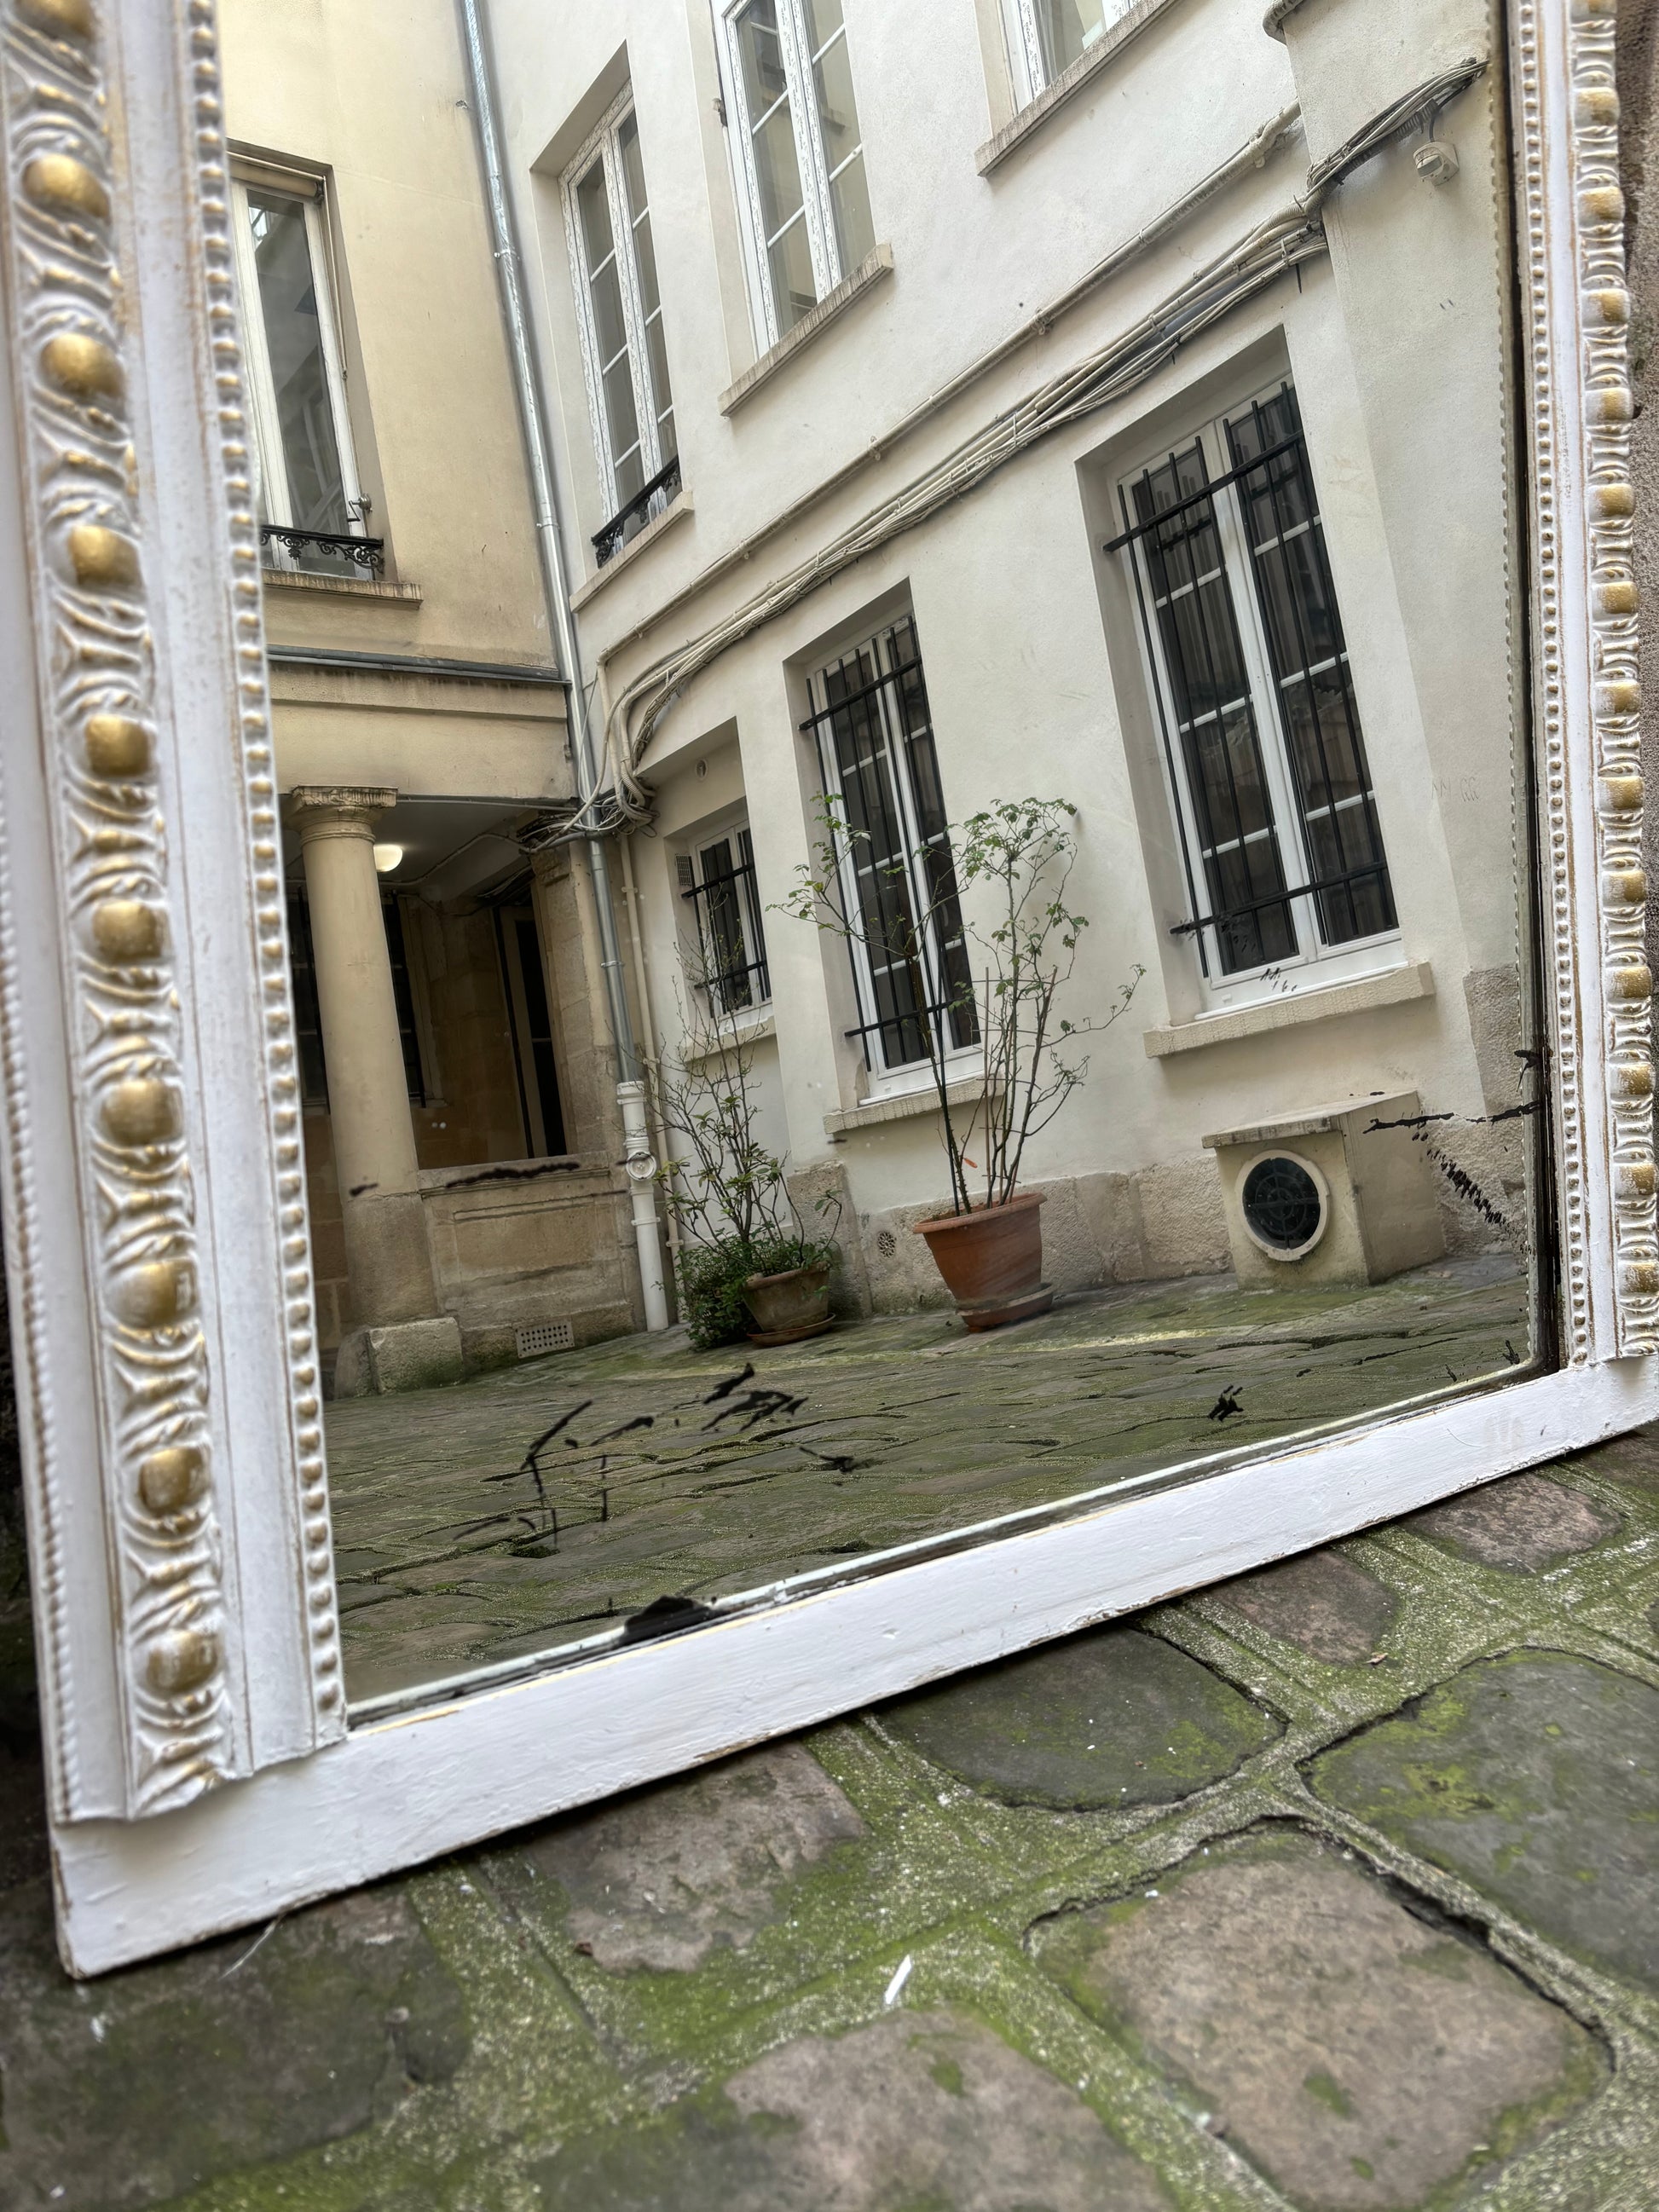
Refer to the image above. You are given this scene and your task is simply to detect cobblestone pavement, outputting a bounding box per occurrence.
[325,1255,1528,1703]
[3,1400,1658,2209]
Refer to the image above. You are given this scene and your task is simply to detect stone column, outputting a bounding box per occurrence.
[289,787,460,1394]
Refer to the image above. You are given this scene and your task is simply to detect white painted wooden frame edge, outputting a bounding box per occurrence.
[0,0,1651,1974]
[0,0,342,1839]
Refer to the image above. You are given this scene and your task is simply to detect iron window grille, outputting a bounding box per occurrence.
[564,91,679,536]
[718,0,876,348]
[230,174,379,580]
[802,617,979,1075]
[1113,379,1396,990]
[678,827,772,1015]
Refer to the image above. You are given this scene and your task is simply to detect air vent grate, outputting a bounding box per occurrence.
[516,1320,575,1360]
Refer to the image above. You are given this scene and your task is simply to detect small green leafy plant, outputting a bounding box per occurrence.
[655,965,837,1351]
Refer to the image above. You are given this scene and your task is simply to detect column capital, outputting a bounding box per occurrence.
[287,786,397,845]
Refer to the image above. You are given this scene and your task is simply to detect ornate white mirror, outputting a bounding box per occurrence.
[1,0,1652,1975]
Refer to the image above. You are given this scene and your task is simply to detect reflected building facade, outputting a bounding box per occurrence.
[230,0,1530,1395]
[223,0,650,1391]
[516,0,1528,1320]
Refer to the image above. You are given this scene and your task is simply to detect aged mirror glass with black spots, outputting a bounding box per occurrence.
[197,0,1547,1716]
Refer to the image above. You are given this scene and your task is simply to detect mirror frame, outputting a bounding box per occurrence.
[1,0,1653,1975]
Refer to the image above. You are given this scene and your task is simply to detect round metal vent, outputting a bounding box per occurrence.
[875,1228,898,1260]
[1240,1152,1328,1261]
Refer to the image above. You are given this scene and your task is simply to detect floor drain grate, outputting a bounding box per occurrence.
[516,1320,575,1359]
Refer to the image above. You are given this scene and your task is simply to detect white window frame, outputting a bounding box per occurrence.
[1006,0,1131,103]
[716,0,871,351]
[561,88,676,532]
[228,170,367,572]
[676,815,773,1019]
[1118,378,1403,1018]
[806,621,982,1099]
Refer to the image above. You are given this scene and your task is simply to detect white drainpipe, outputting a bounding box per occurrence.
[456,0,668,1330]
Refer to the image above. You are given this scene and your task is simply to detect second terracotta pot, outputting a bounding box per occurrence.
[912,1191,1051,1331]
[743,1260,833,1346]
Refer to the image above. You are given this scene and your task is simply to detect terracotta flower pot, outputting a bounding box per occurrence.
[912,1191,1051,1331]
[743,1261,833,1346]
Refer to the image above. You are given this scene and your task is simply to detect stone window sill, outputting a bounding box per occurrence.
[684,1010,775,1065]
[570,491,694,612]
[975,0,1182,176]
[824,1071,995,1140]
[1142,960,1436,1059]
[262,567,424,605]
[719,245,894,416]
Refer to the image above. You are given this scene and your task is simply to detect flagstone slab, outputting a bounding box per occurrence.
[0,1880,468,2211]
[509,1741,864,1972]
[1032,1826,1603,2210]
[1212,1546,1400,1665]
[530,2008,1171,2210]
[1405,1472,1621,1571]
[881,1626,1280,1809]
[1311,1650,1659,1995]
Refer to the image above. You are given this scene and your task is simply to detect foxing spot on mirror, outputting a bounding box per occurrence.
[212,2,1544,1716]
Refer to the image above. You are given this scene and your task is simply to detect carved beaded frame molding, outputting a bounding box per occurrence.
[0,0,1654,1975]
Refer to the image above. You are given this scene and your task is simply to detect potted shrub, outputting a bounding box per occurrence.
[654,969,839,1350]
[782,796,1140,1331]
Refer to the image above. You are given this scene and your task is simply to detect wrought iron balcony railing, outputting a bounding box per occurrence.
[592,453,680,568]
[259,524,385,575]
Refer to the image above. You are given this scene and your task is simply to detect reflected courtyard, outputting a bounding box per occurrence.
[328,1254,1529,1706]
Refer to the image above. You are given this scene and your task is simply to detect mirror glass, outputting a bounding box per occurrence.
[222,0,1543,1712]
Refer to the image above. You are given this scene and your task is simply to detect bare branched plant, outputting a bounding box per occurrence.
[655,934,838,1348]
[780,795,1142,1216]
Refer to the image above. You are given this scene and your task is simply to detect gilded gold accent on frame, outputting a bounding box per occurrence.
[17,0,94,38]
[40,332,121,399]
[138,1447,208,1516]
[1540,0,1659,1351]
[83,713,152,776]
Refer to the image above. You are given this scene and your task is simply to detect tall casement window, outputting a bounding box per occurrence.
[1113,381,1396,1003]
[230,174,374,579]
[1009,0,1130,96]
[720,0,876,346]
[677,826,772,1018]
[564,92,679,564]
[805,618,978,1079]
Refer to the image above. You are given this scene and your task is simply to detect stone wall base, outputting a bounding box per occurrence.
[334,1315,465,1397]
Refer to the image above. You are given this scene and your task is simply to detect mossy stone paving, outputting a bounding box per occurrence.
[530,2009,1174,2210]
[881,1625,1282,1809]
[6,1424,1659,2209]
[1030,1825,1605,2210]
[1311,1650,1659,1997]
[326,1256,1527,1703]
[508,1741,866,1972]
[1210,1549,1402,1666]
[0,1883,469,2210]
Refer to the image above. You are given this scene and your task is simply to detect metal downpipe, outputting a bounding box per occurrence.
[455,0,668,1331]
